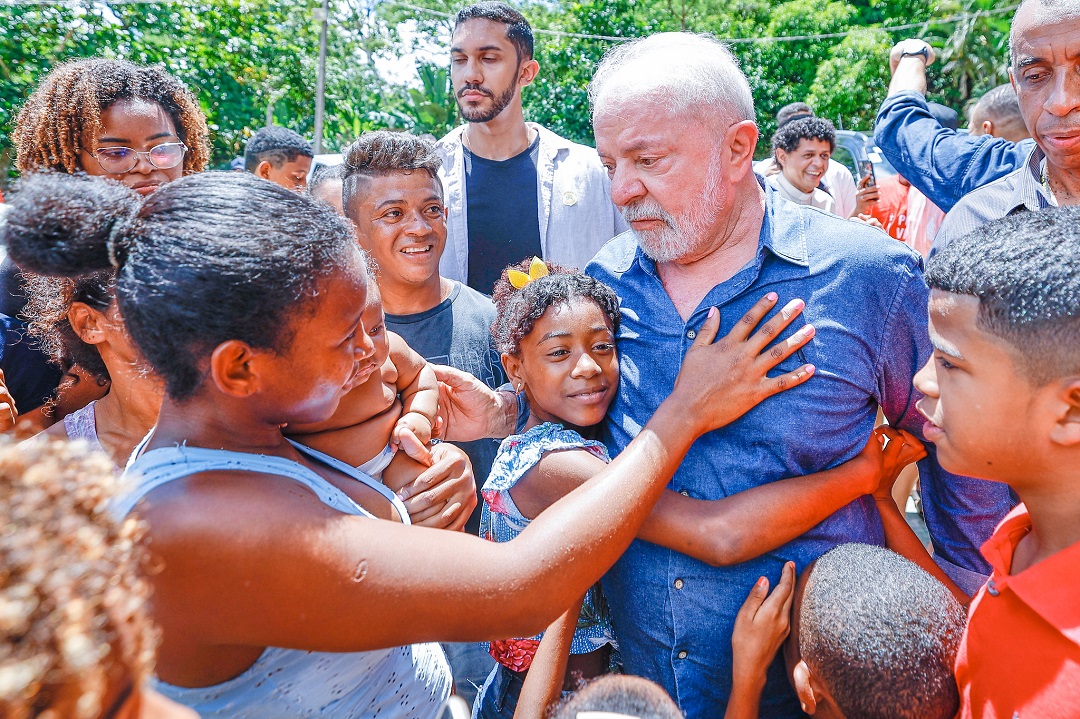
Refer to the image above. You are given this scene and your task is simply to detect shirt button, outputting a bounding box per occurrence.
[674,578,685,590]
[680,490,689,497]
[686,329,696,340]
[677,650,688,659]
[986,579,999,597]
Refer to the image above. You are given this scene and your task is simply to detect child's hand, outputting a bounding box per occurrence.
[394,411,433,454]
[871,426,927,502]
[731,561,796,694]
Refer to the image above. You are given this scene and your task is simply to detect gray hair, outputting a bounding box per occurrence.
[589,33,756,125]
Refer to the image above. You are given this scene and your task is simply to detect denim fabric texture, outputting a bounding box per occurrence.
[585,182,1013,718]
[481,423,616,664]
[933,145,1055,255]
[874,91,1034,213]
[472,665,522,719]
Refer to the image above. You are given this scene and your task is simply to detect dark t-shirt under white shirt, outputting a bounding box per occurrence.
[464,133,542,294]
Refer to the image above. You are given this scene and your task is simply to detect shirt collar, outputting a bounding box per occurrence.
[1019,144,1056,212]
[981,504,1080,645]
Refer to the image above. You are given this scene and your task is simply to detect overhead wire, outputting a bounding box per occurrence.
[3,0,1020,44]
[383,0,1019,44]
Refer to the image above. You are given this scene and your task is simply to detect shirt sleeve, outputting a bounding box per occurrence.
[874,91,1029,214]
[875,256,1014,581]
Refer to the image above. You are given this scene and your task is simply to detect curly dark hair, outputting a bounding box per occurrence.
[12,58,210,385]
[490,259,621,356]
[13,57,210,176]
[341,130,443,215]
[22,271,114,385]
[2,171,359,401]
[771,115,836,156]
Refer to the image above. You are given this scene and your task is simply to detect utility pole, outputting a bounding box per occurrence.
[313,0,329,153]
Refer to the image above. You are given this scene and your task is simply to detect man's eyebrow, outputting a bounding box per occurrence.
[1015,55,1044,69]
[450,45,505,54]
[374,198,406,209]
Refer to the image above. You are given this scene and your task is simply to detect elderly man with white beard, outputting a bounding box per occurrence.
[583,33,1010,718]
[430,31,1012,719]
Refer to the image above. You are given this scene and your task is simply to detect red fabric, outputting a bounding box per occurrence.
[868,176,909,241]
[489,638,540,672]
[956,505,1080,719]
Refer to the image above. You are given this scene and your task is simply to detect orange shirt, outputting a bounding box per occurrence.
[956,505,1080,719]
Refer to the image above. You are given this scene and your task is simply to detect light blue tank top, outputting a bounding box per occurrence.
[114,438,453,719]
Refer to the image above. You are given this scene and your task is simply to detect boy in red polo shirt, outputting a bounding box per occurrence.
[912,205,1080,719]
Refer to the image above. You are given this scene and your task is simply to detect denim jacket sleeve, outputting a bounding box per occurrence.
[874,91,1032,214]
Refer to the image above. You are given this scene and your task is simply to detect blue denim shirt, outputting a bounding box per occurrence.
[874,91,1034,213]
[585,184,1013,718]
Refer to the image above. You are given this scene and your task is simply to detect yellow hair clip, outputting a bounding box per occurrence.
[506,256,549,289]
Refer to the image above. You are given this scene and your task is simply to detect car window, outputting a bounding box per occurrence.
[832,145,857,178]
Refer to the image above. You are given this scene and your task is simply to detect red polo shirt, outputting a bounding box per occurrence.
[956,504,1080,719]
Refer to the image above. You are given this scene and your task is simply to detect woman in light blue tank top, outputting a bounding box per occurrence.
[2,169,808,719]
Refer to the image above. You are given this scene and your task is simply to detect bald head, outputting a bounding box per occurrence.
[1009,0,1080,64]
[589,32,756,127]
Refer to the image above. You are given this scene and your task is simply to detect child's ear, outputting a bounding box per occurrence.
[255,160,274,181]
[502,353,525,393]
[792,659,818,714]
[1049,377,1080,447]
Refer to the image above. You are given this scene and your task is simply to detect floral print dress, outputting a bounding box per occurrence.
[480,422,617,672]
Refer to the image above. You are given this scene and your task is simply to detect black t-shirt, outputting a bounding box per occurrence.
[464,133,542,294]
[385,282,507,536]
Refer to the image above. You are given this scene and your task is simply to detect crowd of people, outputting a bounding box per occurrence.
[0,1,1076,718]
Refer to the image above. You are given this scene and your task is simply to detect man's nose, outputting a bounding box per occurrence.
[609,163,646,208]
[1044,69,1080,117]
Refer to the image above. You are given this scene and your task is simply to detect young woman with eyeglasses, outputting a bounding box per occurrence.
[9,58,209,460]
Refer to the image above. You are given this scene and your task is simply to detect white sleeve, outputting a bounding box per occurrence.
[827,160,858,218]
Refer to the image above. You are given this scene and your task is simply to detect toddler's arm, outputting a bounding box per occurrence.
[389,331,439,451]
[726,561,796,719]
[873,427,969,604]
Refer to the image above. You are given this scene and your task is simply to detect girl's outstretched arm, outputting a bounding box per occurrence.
[513,595,585,719]
[141,295,817,669]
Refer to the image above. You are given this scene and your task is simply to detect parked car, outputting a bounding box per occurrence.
[308,153,343,180]
[834,130,897,185]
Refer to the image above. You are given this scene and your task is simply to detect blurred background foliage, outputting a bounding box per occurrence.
[0,0,1016,185]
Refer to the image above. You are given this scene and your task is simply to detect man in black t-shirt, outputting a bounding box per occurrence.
[437,2,625,294]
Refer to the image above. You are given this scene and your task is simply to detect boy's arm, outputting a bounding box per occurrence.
[512,430,901,569]
[636,433,887,567]
[874,427,970,604]
[513,595,585,719]
[389,332,439,447]
[727,562,796,719]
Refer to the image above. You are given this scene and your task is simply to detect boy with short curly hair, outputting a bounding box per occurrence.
[916,205,1080,718]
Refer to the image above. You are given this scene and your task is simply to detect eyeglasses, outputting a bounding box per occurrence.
[89,142,187,174]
